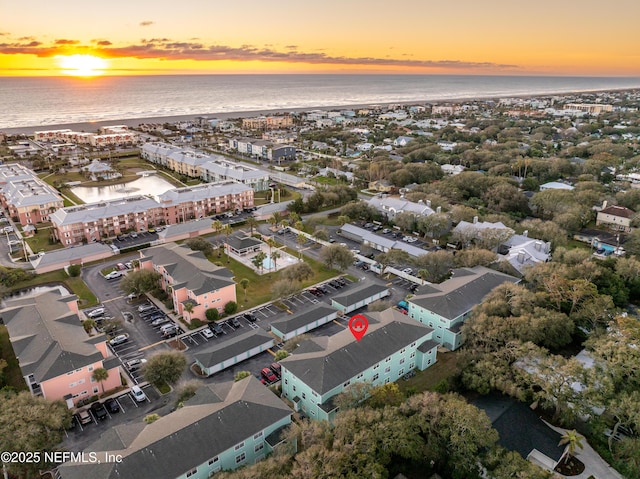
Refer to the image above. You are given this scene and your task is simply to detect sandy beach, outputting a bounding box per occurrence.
[2,87,637,136]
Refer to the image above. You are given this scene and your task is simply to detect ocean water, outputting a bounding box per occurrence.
[1,74,640,129]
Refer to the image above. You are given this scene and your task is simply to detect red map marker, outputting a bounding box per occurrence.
[348,314,368,342]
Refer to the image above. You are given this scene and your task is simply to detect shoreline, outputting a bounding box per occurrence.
[2,86,638,136]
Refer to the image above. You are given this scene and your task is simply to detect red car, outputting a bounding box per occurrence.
[270,363,281,378]
[261,367,277,383]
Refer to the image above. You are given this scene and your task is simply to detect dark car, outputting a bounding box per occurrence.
[317,285,328,294]
[229,317,241,328]
[270,362,282,378]
[243,312,257,323]
[90,401,108,421]
[261,367,277,383]
[336,277,346,286]
[104,398,120,414]
[308,287,322,297]
[208,322,224,335]
[329,280,342,288]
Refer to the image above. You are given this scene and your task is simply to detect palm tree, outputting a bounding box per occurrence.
[269,212,282,229]
[294,220,305,232]
[92,368,109,397]
[271,250,281,271]
[212,219,223,255]
[252,251,267,273]
[239,278,249,302]
[296,233,307,259]
[183,301,195,320]
[246,217,258,236]
[222,224,233,262]
[417,269,429,284]
[289,212,301,225]
[559,429,584,464]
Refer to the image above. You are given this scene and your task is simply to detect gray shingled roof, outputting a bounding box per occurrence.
[280,309,433,394]
[50,196,159,226]
[157,182,252,206]
[194,329,274,369]
[30,243,113,269]
[409,266,520,320]
[225,235,262,251]
[2,290,105,382]
[140,243,235,295]
[57,377,292,479]
[331,283,389,308]
[270,303,337,335]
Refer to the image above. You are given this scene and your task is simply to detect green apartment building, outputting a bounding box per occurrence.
[280,308,438,421]
[407,266,520,350]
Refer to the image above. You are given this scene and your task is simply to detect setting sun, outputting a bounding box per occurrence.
[56,54,108,76]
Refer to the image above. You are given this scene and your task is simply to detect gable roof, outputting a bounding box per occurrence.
[2,290,105,382]
[194,329,274,369]
[140,243,235,295]
[331,283,389,308]
[410,266,520,320]
[280,309,433,395]
[599,205,634,218]
[271,303,337,335]
[57,377,292,479]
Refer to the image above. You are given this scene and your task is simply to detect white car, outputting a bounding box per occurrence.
[125,358,147,370]
[201,328,215,339]
[130,385,148,402]
[104,271,122,280]
[87,307,106,318]
[109,334,129,346]
[402,268,413,275]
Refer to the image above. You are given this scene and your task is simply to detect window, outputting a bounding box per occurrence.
[410,352,415,359]
[302,392,306,400]
[409,362,415,369]
[384,377,391,384]
[356,373,363,380]
[372,373,379,381]
[284,379,288,385]
[400,358,405,365]
[384,366,391,374]
[88,366,94,372]
[186,468,197,477]
[78,379,85,384]
[343,380,350,388]
[292,385,296,392]
[255,443,264,453]
[411,342,416,347]
[235,453,246,464]
[385,357,391,363]
[93,387,99,394]
[398,369,404,376]
[400,348,406,354]
[373,364,379,370]
[234,442,244,451]
[69,382,77,388]
[253,431,263,440]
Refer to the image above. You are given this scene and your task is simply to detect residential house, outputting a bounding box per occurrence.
[57,377,294,479]
[408,266,520,350]
[280,309,438,421]
[368,195,436,220]
[367,180,394,193]
[138,243,237,323]
[596,204,635,233]
[539,181,575,191]
[270,303,338,341]
[452,217,514,248]
[1,290,121,408]
[193,330,274,376]
[200,159,269,191]
[497,232,551,275]
[393,136,413,147]
[0,163,64,225]
[440,164,465,175]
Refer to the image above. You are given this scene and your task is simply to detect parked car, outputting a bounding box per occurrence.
[269,363,282,378]
[201,328,215,339]
[261,367,277,383]
[151,316,170,327]
[308,287,323,297]
[104,398,120,414]
[208,322,224,335]
[109,333,129,346]
[243,312,257,323]
[104,271,122,280]
[125,358,147,371]
[87,307,105,318]
[116,263,127,271]
[402,268,413,275]
[382,228,391,234]
[229,317,241,328]
[138,303,156,314]
[336,277,346,286]
[130,232,138,238]
[127,292,142,301]
[317,285,328,294]
[77,408,92,425]
[90,401,108,421]
[130,385,147,402]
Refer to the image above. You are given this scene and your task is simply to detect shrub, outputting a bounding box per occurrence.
[234,371,251,382]
[67,264,81,277]
[224,301,238,315]
[205,308,219,322]
[190,318,204,329]
[275,350,289,361]
[144,414,160,424]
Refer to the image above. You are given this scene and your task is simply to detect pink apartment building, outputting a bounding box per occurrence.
[2,290,121,408]
[138,243,237,323]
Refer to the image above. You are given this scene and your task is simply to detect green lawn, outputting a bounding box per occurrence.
[208,249,341,311]
[24,227,65,253]
[66,276,99,307]
[0,325,28,391]
[397,350,460,394]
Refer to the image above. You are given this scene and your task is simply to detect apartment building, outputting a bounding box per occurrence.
[57,377,293,479]
[0,163,64,225]
[138,243,237,322]
[229,138,296,163]
[49,181,253,246]
[242,115,293,130]
[34,127,137,146]
[280,308,438,421]
[408,266,520,350]
[200,159,269,191]
[2,290,121,407]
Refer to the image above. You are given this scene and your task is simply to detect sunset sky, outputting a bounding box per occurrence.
[2,0,639,77]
